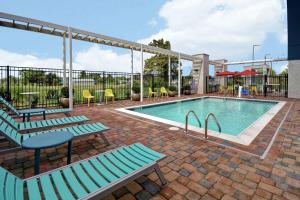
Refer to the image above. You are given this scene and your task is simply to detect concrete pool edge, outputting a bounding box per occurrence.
[115,96,286,146]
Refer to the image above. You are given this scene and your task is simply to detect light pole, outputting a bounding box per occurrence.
[264,53,270,65]
[264,53,271,75]
[252,44,260,68]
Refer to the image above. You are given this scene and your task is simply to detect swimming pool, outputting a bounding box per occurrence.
[117,97,285,145]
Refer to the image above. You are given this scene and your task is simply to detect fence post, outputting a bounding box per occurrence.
[6,66,11,101]
[264,74,267,97]
[233,76,235,96]
[102,71,105,90]
[151,74,154,91]
[181,75,183,94]
[285,74,288,97]
[206,76,208,93]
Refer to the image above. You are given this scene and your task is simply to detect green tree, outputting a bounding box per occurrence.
[45,73,62,85]
[79,71,88,79]
[21,69,46,85]
[144,39,178,81]
[280,68,288,75]
[269,69,277,76]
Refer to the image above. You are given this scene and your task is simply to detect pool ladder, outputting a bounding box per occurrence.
[205,113,221,139]
[185,110,202,133]
[185,111,221,139]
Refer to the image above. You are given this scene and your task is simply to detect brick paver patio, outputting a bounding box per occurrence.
[0,95,299,200]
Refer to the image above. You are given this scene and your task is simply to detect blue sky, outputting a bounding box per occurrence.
[0,0,288,75]
[0,0,165,55]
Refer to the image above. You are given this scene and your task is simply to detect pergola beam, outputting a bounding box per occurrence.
[0,12,195,61]
[223,58,287,65]
[209,58,287,66]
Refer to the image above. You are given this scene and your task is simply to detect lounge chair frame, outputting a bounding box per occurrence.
[0,110,89,133]
[0,119,109,154]
[22,144,166,200]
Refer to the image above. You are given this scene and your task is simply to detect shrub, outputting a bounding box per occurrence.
[168,85,177,91]
[132,85,140,94]
[31,95,38,108]
[0,87,6,98]
[184,85,191,90]
[61,87,71,98]
[46,89,59,99]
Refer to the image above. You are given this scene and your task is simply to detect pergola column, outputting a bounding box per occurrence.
[178,53,181,97]
[62,34,67,86]
[214,59,228,88]
[140,45,144,102]
[192,54,209,94]
[168,56,171,86]
[130,49,134,100]
[68,27,73,109]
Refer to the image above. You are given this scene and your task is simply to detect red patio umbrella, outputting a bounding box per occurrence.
[237,70,257,76]
[216,71,238,76]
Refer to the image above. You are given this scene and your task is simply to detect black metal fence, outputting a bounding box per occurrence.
[0,66,194,108]
[206,75,288,97]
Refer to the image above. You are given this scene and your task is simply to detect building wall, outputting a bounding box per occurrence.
[287,1,300,98]
[288,60,300,98]
[288,0,300,60]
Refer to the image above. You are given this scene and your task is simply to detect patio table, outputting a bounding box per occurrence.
[20,92,39,108]
[22,131,74,175]
[96,89,105,105]
[19,108,46,122]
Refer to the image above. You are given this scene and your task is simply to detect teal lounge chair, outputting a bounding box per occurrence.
[0,118,109,153]
[0,143,166,200]
[0,96,72,122]
[0,109,89,133]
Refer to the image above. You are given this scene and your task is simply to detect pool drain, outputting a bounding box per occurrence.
[169,127,179,131]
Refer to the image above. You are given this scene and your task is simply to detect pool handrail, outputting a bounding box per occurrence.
[185,110,202,133]
[205,113,221,138]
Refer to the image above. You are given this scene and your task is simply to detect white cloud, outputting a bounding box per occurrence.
[75,45,140,72]
[139,0,287,60]
[0,49,62,68]
[0,46,149,73]
[0,0,287,72]
[148,18,158,27]
[276,62,288,74]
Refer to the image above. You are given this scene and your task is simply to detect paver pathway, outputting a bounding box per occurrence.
[0,95,299,200]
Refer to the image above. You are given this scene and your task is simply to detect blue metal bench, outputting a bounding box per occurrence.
[0,143,166,200]
[0,109,89,132]
[0,96,72,122]
[0,118,109,153]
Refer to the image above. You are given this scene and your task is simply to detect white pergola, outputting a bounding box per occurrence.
[0,12,196,108]
[210,58,287,66]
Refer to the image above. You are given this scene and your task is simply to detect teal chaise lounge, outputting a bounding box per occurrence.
[0,96,72,122]
[0,118,109,153]
[0,143,166,200]
[0,109,89,133]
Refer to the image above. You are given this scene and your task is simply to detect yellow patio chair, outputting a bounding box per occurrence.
[160,87,168,97]
[219,85,225,94]
[104,89,115,104]
[148,87,157,98]
[250,86,257,95]
[83,89,94,107]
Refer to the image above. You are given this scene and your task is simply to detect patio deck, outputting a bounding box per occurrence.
[0,94,299,200]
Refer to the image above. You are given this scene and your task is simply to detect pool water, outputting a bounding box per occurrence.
[130,97,277,135]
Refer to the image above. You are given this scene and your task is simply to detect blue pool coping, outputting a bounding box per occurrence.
[128,96,278,111]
